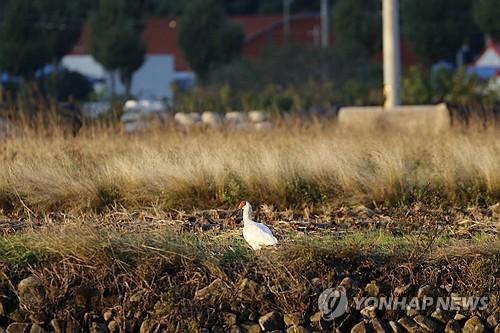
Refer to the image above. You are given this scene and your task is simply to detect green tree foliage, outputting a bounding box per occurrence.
[257,0,320,14]
[0,0,51,77]
[144,0,189,16]
[402,66,497,105]
[89,0,145,97]
[177,0,244,81]
[401,0,478,65]
[39,70,93,101]
[333,0,381,54]
[473,0,500,42]
[40,0,89,63]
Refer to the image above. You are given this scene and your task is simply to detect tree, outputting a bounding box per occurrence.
[473,0,500,42]
[0,0,51,77]
[177,0,244,81]
[333,0,381,55]
[40,0,89,64]
[89,0,145,98]
[401,0,478,65]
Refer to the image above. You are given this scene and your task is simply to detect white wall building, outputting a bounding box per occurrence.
[62,18,194,101]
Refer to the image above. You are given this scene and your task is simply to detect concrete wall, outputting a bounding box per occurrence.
[336,104,451,134]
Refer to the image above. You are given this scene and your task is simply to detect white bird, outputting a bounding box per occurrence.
[238,200,278,250]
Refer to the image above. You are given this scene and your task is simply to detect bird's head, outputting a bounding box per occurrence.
[238,200,248,210]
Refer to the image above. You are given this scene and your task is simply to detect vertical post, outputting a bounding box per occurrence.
[383,0,401,108]
[321,0,329,48]
[283,0,291,44]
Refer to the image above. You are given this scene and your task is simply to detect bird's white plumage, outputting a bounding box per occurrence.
[241,201,277,250]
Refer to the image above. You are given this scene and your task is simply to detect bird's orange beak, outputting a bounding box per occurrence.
[238,200,246,209]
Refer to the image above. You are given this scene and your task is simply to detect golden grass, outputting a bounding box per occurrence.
[1,120,499,214]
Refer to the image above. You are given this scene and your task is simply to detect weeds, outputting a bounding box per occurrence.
[1,121,499,215]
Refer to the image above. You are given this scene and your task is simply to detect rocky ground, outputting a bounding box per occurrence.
[0,204,498,333]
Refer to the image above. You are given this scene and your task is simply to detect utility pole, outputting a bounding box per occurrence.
[283,0,292,44]
[320,0,329,48]
[382,0,401,108]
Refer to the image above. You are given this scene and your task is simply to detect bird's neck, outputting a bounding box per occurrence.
[243,206,253,225]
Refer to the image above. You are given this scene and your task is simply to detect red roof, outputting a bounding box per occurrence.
[472,39,500,67]
[69,15,418,71]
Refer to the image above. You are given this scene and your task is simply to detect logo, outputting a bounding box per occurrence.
[319,285,488,322]
[318,286,348,320]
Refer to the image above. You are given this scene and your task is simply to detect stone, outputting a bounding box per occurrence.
[339,277,360,292]
[309,311,322,323]
[237,279,260,301]
[431,308,452,323]
[28,313,48,325]
[360,306,377,319]
[336,314,358,333]
[8,309,29,322]
[365,282,380,297]
[224,312,238,327]
[463,316,486,333]
[50,319,66,333]
[139,319,157,333]
[406,307,420,318]
[90,322,107,333]
[370,318,389,333]
[17,277,45,310]
[194,279,226,301]
[29,324,46,333]
[248,111,268,123]
[6,323,30,333]
[397,316,420,333]
[239,322,261,333]
[413,315,441,332]
[393,284,411,297]
[489,203,500,218]
[103,309,113,322]
[211,325,224,333]
[350,321,369,333]
[284,313,303,327]
[259,311,284,331]
[230,325,242,333]
[125,319,138,333]
[388,321,405,333]
[352,205,375,218]
[445,320,461,333]
[66,317,83,333]
[286,326,309,333]
[417,285,437,300]
[248,312,259,322]
[107,321,119,333]
[487,312,500,328]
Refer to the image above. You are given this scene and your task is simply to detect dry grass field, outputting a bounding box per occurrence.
[0,119,499,214]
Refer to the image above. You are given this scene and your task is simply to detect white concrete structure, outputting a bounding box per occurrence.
[121,99,169,133]
[174,112,201,127]
[337,104,450,134]
[201,112,223,128]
